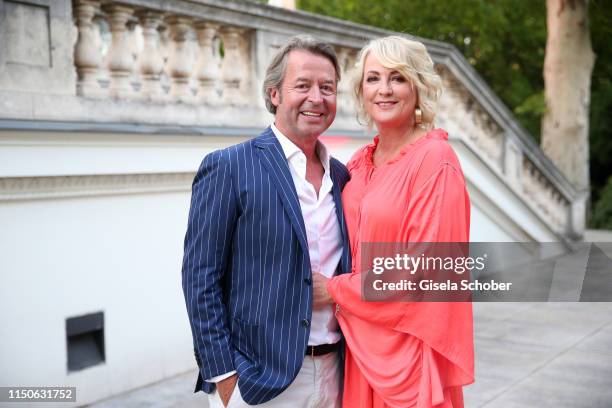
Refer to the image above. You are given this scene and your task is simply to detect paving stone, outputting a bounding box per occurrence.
[574,322,612,356]
[87,304,612,407]
[89,370,208,408]
[479,346,612,408]
[472,302,538,322]
[475,305,608,349]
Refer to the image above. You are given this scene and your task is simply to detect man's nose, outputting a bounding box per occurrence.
[308,86,323,104]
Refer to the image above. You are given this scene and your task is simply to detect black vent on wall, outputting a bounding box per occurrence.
[66,312,105,372]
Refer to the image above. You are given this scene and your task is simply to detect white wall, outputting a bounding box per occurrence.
[0,128,564,406]
[0,129,238,405]
[0,190,196,405]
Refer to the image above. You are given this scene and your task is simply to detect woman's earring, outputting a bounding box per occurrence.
[415,107,423,125]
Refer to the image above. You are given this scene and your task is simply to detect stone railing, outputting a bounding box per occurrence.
[436,65,579,237]
[71,0,364,117]
[0,0,583,238]
[522,158,569,229]
[438,66,505,167]
[73,1,251,105]
[54,0,367,129]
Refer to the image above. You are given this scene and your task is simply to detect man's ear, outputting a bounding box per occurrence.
[270,87,280,108]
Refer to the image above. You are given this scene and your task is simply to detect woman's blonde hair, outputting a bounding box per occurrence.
[352,36,443,128]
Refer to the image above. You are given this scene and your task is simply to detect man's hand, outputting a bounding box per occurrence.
[312,273,333,309]
[217,374,238,407]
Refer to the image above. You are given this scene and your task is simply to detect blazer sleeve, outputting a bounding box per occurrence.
[182,149,237,380]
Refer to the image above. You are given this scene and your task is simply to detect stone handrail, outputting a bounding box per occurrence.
[73,0,249,104]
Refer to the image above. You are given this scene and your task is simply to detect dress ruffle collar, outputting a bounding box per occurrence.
[364,128,449,167]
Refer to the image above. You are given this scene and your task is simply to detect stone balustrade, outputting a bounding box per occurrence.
[523,158,569,230]
[72,0,252,105]
[68,0,368,117]
[438,66,505,166]
[436,65,575,235]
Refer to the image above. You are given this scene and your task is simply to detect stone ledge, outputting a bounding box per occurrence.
[0,117,368,139]
[0,172,194,201]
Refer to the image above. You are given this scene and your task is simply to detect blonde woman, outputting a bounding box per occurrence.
[316,36,474,407]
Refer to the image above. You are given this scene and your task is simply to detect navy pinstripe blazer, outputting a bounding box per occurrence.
[181,127,351,405]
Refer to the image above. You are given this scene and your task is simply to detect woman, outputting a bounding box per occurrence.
[326,36,474,407]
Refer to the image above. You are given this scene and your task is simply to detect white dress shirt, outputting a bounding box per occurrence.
[271,123,342,346]
[207,125,342,382]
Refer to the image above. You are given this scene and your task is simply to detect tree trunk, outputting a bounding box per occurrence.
[542,0,595,192]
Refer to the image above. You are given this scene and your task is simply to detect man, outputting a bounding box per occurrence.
[182,35,351,407]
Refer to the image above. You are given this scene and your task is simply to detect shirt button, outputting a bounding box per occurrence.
[304,277,312,285]
[301,319,310,327]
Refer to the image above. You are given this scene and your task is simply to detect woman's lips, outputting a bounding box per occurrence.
[375,101,397,108]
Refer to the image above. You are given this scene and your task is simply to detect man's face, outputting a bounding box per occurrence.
[270,50,337,143]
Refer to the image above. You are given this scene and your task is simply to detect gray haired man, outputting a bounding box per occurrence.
[182,35,351,407]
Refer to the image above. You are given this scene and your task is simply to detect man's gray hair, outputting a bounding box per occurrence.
[262,35,341,114]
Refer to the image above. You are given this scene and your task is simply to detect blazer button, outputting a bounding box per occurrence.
[304,277,312,285]
[301,319,310,327]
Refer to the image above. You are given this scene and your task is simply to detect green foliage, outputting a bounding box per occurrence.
[590,175,612,230]
[588,0,612,211]
[514,91,546,143]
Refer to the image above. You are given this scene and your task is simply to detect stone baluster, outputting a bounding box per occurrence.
[504,135,522,190]
[534,174,545,211]
[104,4,135,99]
[220,27,245,105]
[522,160,535,197]
[547,189,558,223]
[126,18,142,91]
[74,0,103,97]
[166,16,195,103]
[157,24,171,96]
[137,11,165,101]
[348,49,358,109]
[338,48,356,113]
[571,193,587,238]
[195,22,221,104]
[336,47,349,113]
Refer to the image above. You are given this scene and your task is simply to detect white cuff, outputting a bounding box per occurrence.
[206,370,237,383]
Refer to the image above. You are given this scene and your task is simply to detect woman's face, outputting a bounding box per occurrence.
[362,54,418,130]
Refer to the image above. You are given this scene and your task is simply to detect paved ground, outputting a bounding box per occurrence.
[89,302,612,407]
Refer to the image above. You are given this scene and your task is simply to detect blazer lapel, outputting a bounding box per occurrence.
[330,161,352,275]
[254,128,310,257]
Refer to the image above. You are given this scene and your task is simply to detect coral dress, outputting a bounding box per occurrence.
[327,129,474,408]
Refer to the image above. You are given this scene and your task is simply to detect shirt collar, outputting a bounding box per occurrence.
[270,123,331,174]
